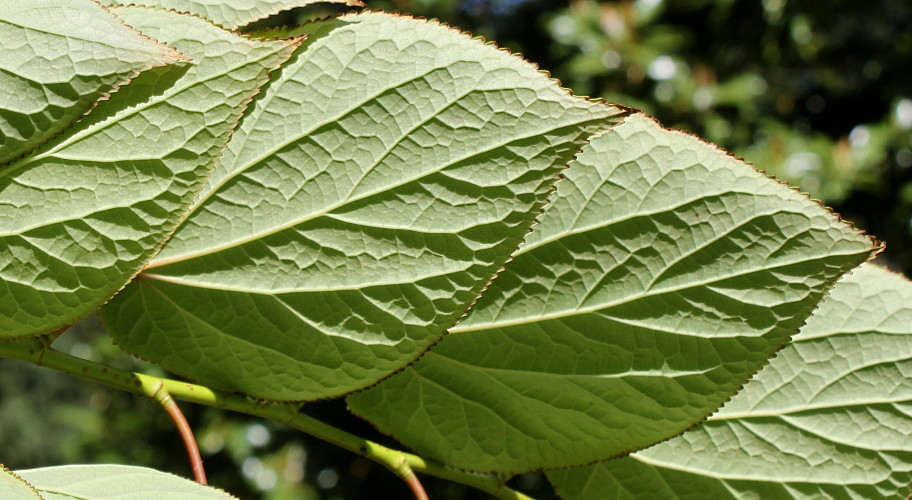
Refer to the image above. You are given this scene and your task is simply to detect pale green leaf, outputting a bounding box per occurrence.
[17,464,235,499]
[98,0,364,30]
[0,7,298,338]
[548,262,912,500]
[347,113,876,472]
[0,466,40,500]
[0,0,185,165]
[100,12,623,401]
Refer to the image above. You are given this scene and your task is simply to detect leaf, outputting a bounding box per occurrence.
[547,262,912,499]
[0,466,40,500]
[99,12,623,401]
[98,0,364,30]
[0,7,299,338]
[16,464,236,499]
[0,0,185,165]
[347,113,877,472]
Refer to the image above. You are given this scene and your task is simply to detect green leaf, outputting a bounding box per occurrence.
[0,7,298,338]
[0,466,40,500]
[100,12,623,401]
[0,0,185,165]
[17,464,236,499]
[98,0,364,30]
[347,113,877,472]
[548,262,912,499]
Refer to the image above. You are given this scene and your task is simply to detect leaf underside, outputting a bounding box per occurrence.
[100,12,623,402]
[347,113,876,473]
[0,1,901,498]
[0,0,184,165]
[97,0,364,30]
[16,464,236,499]
[548,262,912,499]
[0,466,40,500]
[0,7,296,338]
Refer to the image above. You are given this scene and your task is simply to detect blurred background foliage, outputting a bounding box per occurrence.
[2,1,910,499]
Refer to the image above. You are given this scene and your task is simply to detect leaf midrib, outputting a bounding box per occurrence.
[711,397,912,421]
[515,185,782,259]
[629,452,893,485]
[145,120,606,269]
[0,14,152,53]
[181,60,456,223]
[0,42,279,192]
[450,250,868,334]
[425,351,716,378]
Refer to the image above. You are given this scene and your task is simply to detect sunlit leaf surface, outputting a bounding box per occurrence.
[0,7,297,337]
[0,466,40,500]
[101,12,622,401]
[98,0,364,30]
[549,263,912,499]
[17,465,236,499]
[349,113,876,472]
[0,0,184,165]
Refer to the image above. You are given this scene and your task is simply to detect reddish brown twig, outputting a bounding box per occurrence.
[403,472,429,500]
[393,455,428,500]
[150,383,207,484]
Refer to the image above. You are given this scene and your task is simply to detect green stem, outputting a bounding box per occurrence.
[0,338,532,500]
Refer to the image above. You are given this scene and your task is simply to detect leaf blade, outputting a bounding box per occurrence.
[347,113,877,472]
[0,0,185,165]
[17,464,236,499]
[97,0,364,30]
[101,12,623,401]
[0,7,298,338]
[547,262,912,499]
[0,466,41,500]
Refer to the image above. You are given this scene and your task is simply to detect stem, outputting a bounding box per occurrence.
[393,455,429,500]
[142,380,207,484]
[403,472,430,500]
[0,339,533,500]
